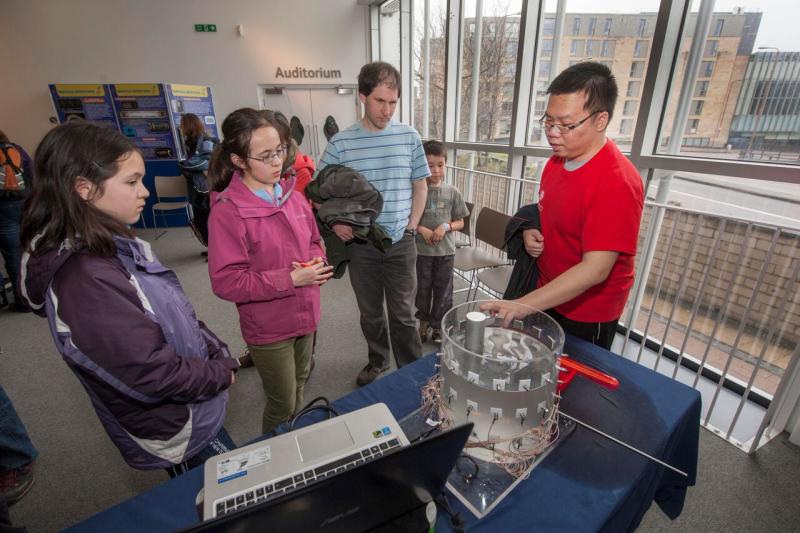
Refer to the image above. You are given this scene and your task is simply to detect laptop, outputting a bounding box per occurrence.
[201,403,408,520]
[185,406,473,532]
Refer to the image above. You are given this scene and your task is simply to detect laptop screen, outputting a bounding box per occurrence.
[181,422,473,533]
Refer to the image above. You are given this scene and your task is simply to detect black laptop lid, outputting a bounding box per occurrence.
[181,422,473,533]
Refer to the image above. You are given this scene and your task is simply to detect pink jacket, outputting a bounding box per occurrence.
[208,173,325,345]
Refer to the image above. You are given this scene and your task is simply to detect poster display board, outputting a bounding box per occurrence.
[110,84,178,161]
[165,84,219,159]
[49,84,119,131]
[49,82,218,228]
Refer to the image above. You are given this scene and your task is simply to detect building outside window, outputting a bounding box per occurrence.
[627,80,641,97]
[691,99,705,115]
[704,39,719,57]
[572,17,581,36]
[586,40,598,56]
[638,18,647,37]
[685,118,700,134]
[570,39,585,56]
[601,40,615,57]
[620,118,633,134]
[588,17,597,36]
[623,100,637,116]
[630,61,645,78]
[701,61,714,78]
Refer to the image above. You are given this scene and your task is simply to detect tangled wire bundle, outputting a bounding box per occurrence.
[420,374,560,478]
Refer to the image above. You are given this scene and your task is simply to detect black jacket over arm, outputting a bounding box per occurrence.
[503,203,541,300]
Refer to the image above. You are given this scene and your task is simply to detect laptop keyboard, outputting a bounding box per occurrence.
[214,437,402,517]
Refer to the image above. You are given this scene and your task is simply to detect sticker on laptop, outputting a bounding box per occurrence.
[373,426,392,438]
[216,446,271,484]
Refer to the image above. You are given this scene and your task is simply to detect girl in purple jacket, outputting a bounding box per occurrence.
[19,122,239,477]
[207,108,332,435]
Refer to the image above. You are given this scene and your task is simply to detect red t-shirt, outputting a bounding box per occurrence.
[536,140,644,322]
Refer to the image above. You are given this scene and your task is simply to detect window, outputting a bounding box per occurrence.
[704,40,718,57]
[620,118,633,134]
[586,40,599,56]
[712,18,725,37]
[572,17,581,36]
[623,100,637,116]
[627,81,641,97]
[538,60,550,78]
[695,80,709,97]
[603,17,612,35]
[506,41,518,56]
[634,40,649,58]
[588,17,597,36]
[701,61,714,78]
[638,18,647,37]
[685,119,700,134]
[543,17,555,37]
[456,0,523,144]
[690,100,705,115]
[542,38,553,58]
[601,40,615,57]
[630,61,645,78]
[570,39,585,56]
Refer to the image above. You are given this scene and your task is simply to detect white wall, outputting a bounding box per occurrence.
[0,0,370,153]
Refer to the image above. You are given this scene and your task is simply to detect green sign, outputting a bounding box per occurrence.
[194,24,217,32]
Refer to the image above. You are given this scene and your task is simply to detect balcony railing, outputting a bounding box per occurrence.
[447,164,800,453]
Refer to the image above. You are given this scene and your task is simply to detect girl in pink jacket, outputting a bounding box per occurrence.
[207,108,333,435]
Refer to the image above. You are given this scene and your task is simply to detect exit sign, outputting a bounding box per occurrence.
[194,24,217,32]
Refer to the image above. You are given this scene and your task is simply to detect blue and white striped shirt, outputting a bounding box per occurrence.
[318,120,430,242]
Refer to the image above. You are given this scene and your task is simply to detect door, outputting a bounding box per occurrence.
[260,86,360,162]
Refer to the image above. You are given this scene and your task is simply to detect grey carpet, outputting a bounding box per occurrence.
[0,227,797,531]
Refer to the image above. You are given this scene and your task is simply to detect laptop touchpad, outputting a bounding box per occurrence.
[296,421,355,462]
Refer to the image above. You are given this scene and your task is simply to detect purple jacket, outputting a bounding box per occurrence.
[208,173,325,345]
[21,236,238,470]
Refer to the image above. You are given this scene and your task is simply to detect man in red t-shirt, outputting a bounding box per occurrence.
[484,62,643,350]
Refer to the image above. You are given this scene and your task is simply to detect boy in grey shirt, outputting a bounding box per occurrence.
[415,141,470,342]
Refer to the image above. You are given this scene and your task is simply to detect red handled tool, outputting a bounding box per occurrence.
[557,356,619,393]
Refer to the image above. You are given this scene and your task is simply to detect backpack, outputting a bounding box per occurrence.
[179,136,216,194]
[0,143,26,193]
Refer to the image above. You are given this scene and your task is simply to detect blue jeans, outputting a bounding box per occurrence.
[0,384,38,472]
[164,426,236,478]
[0,199,25,305]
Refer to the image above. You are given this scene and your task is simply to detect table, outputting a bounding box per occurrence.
[67,336,700,532]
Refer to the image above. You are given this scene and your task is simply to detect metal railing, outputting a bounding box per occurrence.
[447,164,800,453]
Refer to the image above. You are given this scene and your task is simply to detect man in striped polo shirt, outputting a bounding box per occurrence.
[318,61,429,386]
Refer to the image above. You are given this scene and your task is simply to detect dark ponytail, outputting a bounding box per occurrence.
[209,108,290,193]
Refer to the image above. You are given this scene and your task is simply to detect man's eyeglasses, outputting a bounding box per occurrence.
[538,110,602,135]
[248,145,288,164]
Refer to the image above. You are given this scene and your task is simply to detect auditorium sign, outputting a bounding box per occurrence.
[275,67,342,79]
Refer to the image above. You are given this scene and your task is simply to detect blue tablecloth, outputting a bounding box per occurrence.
[67,336,700,532]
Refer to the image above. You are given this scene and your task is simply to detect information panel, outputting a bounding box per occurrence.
[166,83,219,159]
[110,83,178,161]
[49,84,119,131]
